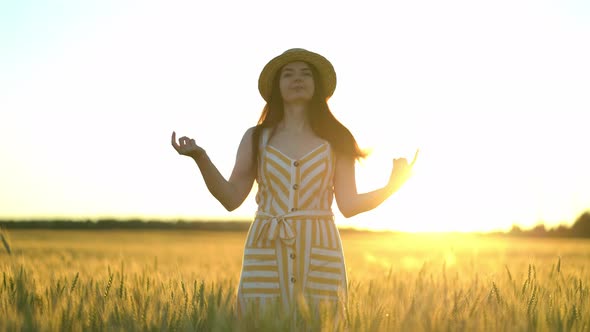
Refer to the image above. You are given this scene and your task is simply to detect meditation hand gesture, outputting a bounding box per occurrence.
[388,149,419,193]
[171,131,206,160]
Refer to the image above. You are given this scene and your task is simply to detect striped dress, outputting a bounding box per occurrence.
[237,128,347,317]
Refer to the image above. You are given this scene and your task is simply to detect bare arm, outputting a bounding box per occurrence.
[334,150,418,218]
[171,127,257,211]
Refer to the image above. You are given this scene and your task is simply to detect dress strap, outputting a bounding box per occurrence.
[255,127,272,190]
[259,127,272,149]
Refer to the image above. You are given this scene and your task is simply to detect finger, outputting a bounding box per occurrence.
[190,139,196,147]
[180,136,189,146]
[410,148,420,167]
[393,158,408,171]
[171,131,180,150]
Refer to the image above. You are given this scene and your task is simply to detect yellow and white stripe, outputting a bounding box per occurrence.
[238,128,347,315]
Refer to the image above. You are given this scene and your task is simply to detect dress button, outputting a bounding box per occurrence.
[291,207,297,212]
[289,253,296,259]
[293,161,300,167]
[292,184,299,190]
[290,277,296,283]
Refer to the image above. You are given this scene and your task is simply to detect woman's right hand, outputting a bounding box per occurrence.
[171,131,206,160]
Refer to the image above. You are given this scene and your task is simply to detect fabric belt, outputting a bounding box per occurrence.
[255,210,334,246]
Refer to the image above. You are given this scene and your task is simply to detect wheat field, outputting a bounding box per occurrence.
[0,229,588,331]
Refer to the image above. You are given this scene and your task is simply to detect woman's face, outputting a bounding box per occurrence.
[279,61,315,104]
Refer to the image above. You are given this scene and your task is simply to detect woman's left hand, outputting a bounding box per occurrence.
[388,149,419,193]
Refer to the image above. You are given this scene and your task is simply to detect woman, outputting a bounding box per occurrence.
[171,48,417,327]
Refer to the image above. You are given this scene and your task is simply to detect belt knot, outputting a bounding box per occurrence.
[255,210,333,246]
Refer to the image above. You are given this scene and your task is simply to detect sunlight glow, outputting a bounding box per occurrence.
[1,0,589,232]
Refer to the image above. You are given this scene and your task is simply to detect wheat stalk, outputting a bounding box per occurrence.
[0,227,11,255]
[104,268,114,299]
[70,272,79,292]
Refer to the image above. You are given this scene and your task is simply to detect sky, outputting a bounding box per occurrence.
[1,0,589,233]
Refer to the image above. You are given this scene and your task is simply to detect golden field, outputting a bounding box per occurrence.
[0,229,588,331]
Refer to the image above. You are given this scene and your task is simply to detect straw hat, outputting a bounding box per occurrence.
[258,48,337,102]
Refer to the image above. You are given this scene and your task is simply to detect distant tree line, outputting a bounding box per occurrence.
[1,211,589,237]
[0,219,251,232]
[505,211,590,238]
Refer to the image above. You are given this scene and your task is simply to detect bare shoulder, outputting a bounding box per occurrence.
[244,126,257,137]
[235,126,260,151]
[239,126,257,144]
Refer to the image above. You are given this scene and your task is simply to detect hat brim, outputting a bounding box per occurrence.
[258,48,336,102]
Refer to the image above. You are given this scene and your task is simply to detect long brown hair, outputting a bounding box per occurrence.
[251,63,367,165]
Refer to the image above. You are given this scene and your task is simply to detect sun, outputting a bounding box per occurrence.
[349,146,516,233]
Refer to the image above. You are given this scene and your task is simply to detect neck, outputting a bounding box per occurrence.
[280,103,310,132]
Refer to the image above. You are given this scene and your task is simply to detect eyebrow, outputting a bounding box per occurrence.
[282,67,312,73]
